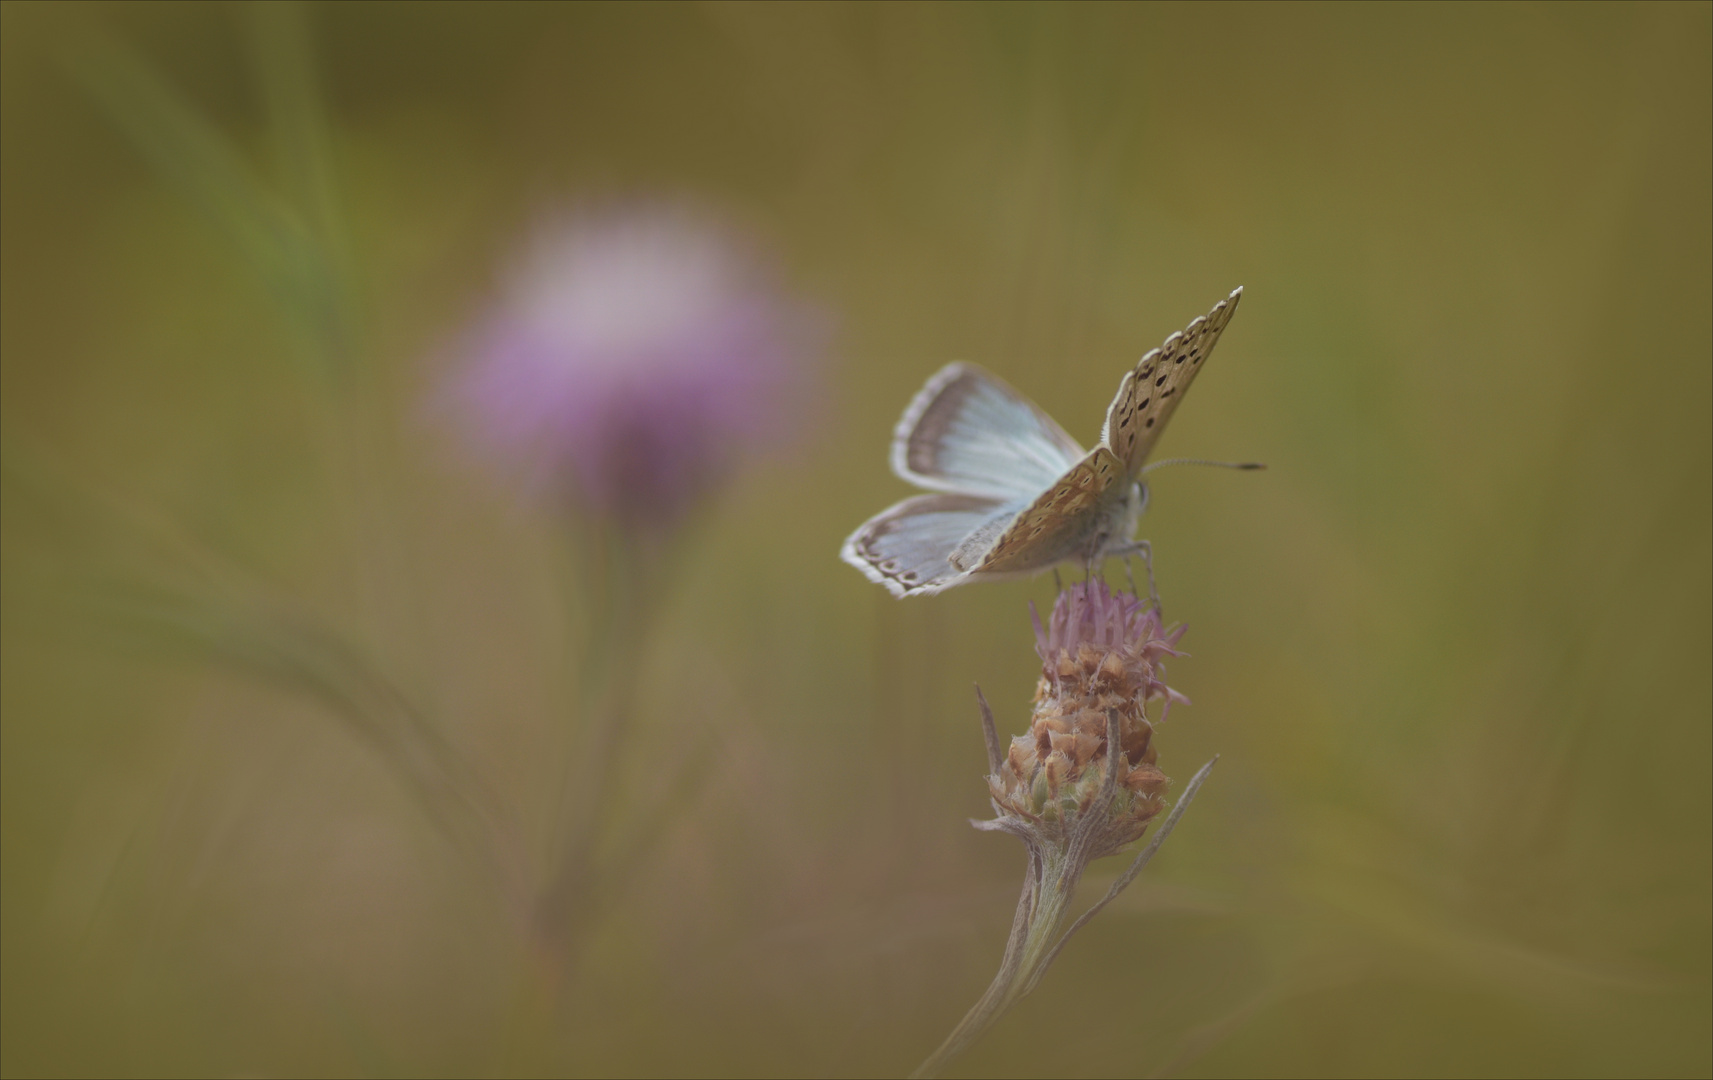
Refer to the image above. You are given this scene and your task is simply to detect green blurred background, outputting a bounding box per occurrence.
[3,2,1709,1076]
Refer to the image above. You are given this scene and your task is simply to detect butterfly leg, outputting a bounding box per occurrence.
[1136,541,1162,614]
[1053,567,1063,596]
[1109,540,1162,613]
[1140,542,1163,614]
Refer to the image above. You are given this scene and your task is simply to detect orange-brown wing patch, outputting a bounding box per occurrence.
[1103,287,1242,476]
[971,448,1127,574]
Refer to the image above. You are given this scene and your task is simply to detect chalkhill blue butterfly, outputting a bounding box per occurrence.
[841,288,1249,597]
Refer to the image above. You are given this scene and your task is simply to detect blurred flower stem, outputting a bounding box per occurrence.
[913,581,1217,1078]
[534,520,661,972]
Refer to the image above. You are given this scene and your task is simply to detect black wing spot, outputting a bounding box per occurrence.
[1140,398,1150,408]
[1162,389,1175,398]
[1154,375,1168,387]
[1145,417,1155,428]
[1175,355,1186,364]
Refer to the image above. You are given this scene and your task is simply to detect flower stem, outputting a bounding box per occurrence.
[535,519,686,977]
[912,758,1217,1079]
[910,847,1077,1079]
[535,522,646,968]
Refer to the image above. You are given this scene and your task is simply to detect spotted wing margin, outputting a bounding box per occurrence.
[891,363,1085,500]
[971,447,1127,575]
[841,493,1020,598]
[1101,287,1243,477]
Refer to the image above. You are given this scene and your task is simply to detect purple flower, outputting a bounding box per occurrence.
[445,204,821,531]
[1030,579,1190,717]
[990,580,1190,829]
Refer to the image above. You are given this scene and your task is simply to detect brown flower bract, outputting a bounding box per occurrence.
[986,583,1186,854]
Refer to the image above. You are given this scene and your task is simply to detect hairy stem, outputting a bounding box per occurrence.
[912,759,1217,1079]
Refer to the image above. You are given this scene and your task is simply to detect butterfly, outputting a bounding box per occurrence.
[841,287,1244,597]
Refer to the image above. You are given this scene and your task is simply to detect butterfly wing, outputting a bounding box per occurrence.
[892,363,1085,500]
[841,493,1024,598]
[1101,287,1243,476]
[969,447,1129,575]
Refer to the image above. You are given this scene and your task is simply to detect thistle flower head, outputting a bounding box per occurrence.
[924,582,1219,1078]
[444,204,822,532]
[988,580,1188,854]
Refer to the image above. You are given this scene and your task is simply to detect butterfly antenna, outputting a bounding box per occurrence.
[1141,458,1267,474]
[1053,567,1063,596]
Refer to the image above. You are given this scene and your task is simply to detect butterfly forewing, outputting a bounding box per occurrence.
[840,493,1020,597]
[892,363,1085,500]
[1102,287,1242,476]
[972,448,1128,574]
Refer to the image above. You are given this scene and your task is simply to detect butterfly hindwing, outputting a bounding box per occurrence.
[1102,287,1242,476]
[892,363,1085,501]
[971,448,1128,574]
[840,493,1022,597]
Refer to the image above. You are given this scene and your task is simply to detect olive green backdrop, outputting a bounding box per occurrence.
[3,2,1709,1076]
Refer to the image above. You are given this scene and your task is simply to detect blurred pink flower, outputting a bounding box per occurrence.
[445,205,822,530]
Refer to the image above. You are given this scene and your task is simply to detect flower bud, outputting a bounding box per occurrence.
[985,580,1187,859]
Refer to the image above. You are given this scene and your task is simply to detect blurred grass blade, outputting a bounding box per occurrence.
[1,442,515,881]
[59,19,347,377]
[245,0,356,363]
[123,582,504,861]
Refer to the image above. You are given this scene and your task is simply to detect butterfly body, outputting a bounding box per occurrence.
[842,288,1242,598]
